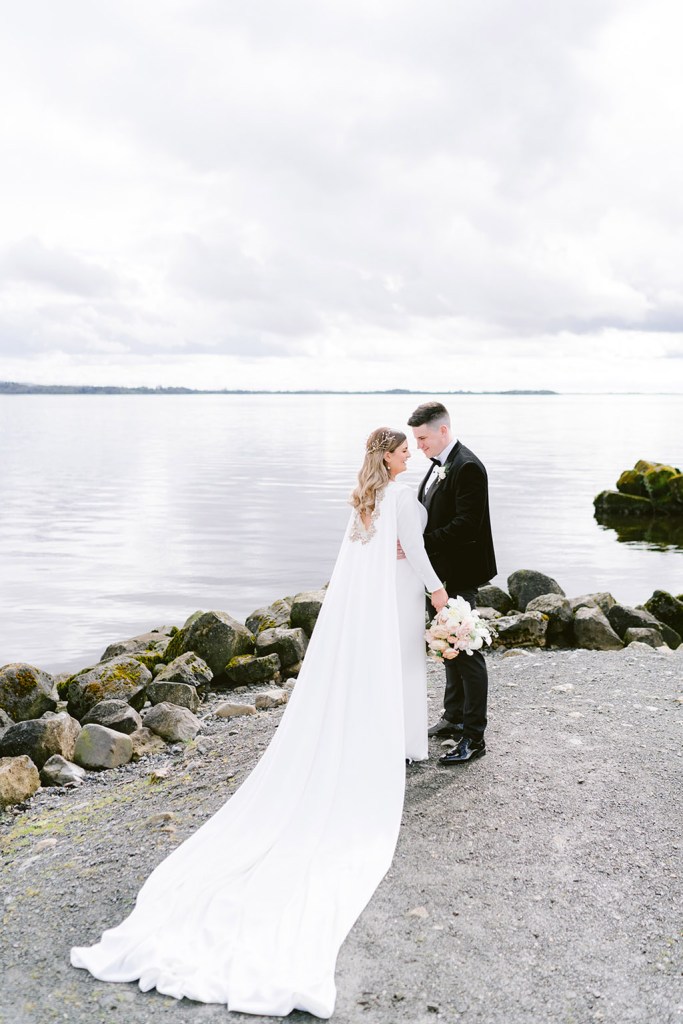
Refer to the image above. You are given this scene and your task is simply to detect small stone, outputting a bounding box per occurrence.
[551,684,574,693]
[147,811,176,826]
[254,689,289,710]
[143,702,201,742]
[40,755,86,787]
[407,905,429,919]
[214,702,257,719]
[34,838,58,851]
[129,727,168,759]
[148,766,171,783]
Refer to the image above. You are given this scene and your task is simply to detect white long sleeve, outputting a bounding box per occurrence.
[395,484,443,593]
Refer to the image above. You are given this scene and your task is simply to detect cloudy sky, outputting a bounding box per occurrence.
[1,0,682,392]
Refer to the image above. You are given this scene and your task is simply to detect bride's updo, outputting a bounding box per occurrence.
[350,427,407,518]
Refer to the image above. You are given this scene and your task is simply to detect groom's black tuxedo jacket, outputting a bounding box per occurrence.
[419,441,497,594]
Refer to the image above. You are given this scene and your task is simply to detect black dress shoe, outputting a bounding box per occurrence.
[428,717,464,739]
[439,736,486,765]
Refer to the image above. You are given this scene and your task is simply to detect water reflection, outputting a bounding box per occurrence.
[596,514,683,551]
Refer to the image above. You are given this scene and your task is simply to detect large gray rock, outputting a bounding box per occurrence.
[164,611,254,684]
[643,590,683,639]
[255,627,308,669]
[82,700,143,735]
[0,664,58,722]
[224,653,281,686]
[476,585,513,614]
[245,598,292,636]
[494,611,547,648]
[624,627,664,648]
[146,682,200,712]
[290,590,326,637]
[154,652,213,689]
[73,723,133,770]
[100,632,171,663]
[525,594,574,646]
[569,592,617,617]
[0,755,41,807]
[40,755,86,787]
[66,657,152,720]
[573,607,623,650]
[0,712,81,768]
[143,702,201,743]
[507,571,565,611]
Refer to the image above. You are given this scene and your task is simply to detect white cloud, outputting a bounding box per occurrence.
[0,0,682,391]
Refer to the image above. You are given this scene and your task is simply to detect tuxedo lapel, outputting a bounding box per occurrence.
[417,464,433,505]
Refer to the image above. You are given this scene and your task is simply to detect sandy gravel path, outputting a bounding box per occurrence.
[1,645,681,1024]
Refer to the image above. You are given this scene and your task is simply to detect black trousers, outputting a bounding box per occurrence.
[441,588,488,741]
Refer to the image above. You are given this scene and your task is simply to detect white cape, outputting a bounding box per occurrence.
[71,481,439,1018]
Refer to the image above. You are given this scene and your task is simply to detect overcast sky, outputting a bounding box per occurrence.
[1,0,682,392]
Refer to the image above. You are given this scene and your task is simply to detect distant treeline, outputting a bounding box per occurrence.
[0,382,558,396]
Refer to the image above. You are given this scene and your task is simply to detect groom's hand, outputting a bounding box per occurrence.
[396,541,406,560]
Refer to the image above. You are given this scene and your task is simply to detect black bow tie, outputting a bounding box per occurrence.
[430,457,441,467]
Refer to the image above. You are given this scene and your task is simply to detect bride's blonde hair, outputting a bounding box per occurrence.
[350,427,407,517]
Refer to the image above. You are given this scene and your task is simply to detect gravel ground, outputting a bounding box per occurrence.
[1,645,682,1024]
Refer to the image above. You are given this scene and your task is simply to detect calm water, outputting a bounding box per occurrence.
[1,394,681,673]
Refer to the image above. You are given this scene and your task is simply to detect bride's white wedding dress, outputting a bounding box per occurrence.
[71,480,442,1018]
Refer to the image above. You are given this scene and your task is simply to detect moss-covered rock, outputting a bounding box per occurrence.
[641,463,681,509]
[493,611,547,648]
[245,598,292,636]
[0,713,81,768]
[476,585,513,614]
[155,652,213,690]
[66,657,151,720]
[164,611,254,685]
[290,590,326,637]
[0,664,58,722]
[224,653,281,686]
[643,590,683,639]
[616,469,647,497]
[507,570,565,612]
[593,490,653,516]
[255,627,308,668]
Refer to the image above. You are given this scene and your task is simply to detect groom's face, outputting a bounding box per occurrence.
[412,422,449,458]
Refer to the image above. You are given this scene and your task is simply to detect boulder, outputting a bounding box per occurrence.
[163,611,254,684]
[65,657,152,720]
[146,682,200,712]
[0,755,41,807]
[129,727,168,760]
[155,652,213,689]
[290,590,326,637]
[476,585,513,614]
[507,571,565,612]
[245,598,292,636]
[0,709,14,739]
[143,702,201,743]
[494,611,547,648]
[644,590,683,639]
[624,627,664,648]
[616,468,648,497]
[593,490,653,516]
[82,700,143,735]
[40,755,86,787]
[224,653,281,686]
[640,461,682,510]
[254,689,289,710]
[569,592,617,617]
[100,632,171,663]
[73,724,133,770]
[525,594,574,646]
[255,627,308,669]
[0,664,58,722]
[573,607,623,651]
[607,604,664,640]
[215,702,257,719]
[0,712,81,768]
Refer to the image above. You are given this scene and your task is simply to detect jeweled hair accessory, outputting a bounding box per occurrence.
[366,429,395,454]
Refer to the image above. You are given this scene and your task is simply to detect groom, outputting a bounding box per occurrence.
[408,401,497,765]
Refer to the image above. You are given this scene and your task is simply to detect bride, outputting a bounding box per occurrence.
[71,426,448,1018]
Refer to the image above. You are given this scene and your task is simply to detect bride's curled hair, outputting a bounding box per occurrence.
[350,427,407,517]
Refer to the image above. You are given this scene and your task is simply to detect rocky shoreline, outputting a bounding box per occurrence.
[1,569,683,811]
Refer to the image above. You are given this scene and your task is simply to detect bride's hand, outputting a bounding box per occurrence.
[430,587,448,612]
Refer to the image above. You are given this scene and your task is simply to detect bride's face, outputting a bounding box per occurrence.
[384,441,410,477]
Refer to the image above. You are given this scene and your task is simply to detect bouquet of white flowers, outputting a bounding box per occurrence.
[424,596,494,661]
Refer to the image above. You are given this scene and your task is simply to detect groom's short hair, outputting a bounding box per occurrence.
[407,401,451,428]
